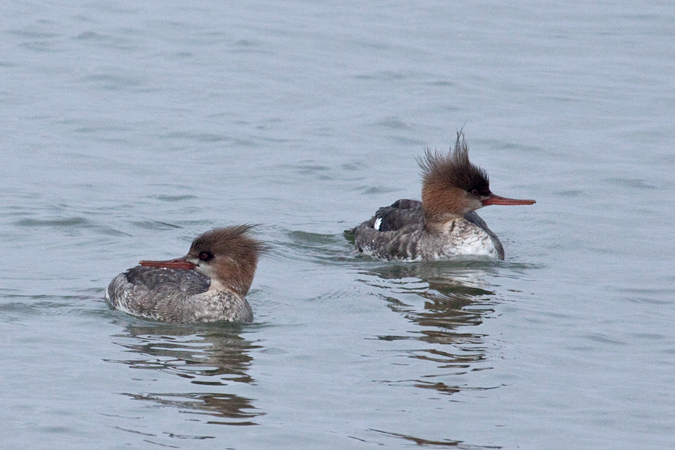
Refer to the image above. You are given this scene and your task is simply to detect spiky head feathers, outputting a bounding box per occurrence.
[417,133,493,221]
[418,133,490,196]
[188,225,265,296]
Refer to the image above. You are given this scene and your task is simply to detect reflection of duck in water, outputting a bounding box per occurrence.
[357,262,499,397]
[359,262,497,330]
[106,226,264,323]
[113,322,263,425]
[350,133,535,261]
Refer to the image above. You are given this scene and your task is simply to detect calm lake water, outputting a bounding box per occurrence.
[2,1,674,449]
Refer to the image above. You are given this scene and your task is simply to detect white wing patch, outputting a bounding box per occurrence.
[374,217,383,231]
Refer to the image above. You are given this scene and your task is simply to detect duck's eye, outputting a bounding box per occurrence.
[199,251,214,261]
[471,189,479,196]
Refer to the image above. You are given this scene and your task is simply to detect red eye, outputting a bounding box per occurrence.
[199,251,214,261]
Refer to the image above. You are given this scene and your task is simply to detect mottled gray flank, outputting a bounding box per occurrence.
[106,266,253,323]
[354,199,504,260]
[105,226,262,323]
[4,1,675,448]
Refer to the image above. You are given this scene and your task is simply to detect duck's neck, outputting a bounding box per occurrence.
[423,215,464,235]
[422,185,467,223]
[207,278,246,298]
[423,209,463,234]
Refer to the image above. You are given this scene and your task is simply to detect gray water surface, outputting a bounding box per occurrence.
[2,1,674,449]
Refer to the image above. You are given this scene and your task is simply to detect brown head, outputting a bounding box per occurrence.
[140,225,265,297]
[418,132,535,224]
[186,226,264,297]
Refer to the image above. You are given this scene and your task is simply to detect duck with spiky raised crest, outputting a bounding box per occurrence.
[350,133,535,261]
[106,226,264,323]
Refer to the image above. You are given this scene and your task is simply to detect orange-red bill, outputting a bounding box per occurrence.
[482,194,536,206]
[139,257,196,270]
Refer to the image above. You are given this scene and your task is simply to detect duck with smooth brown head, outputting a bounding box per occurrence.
[350,132,535,260]
[106,225,265,323]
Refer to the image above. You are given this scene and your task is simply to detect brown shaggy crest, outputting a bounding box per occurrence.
[417,132,491,196]
[188,225,265,296]
[189,225,264,259]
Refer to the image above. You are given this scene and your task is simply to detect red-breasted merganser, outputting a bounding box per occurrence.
[106,226,264,323]
[351,133,535,261]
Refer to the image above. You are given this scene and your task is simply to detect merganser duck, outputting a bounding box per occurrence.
[351,133,535,261]
[106,226,264,323]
